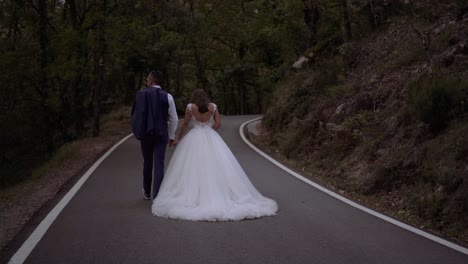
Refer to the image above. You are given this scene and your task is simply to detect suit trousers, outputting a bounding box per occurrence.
[140,134,168,199]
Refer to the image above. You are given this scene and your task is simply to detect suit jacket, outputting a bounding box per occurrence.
[131,87,169,140]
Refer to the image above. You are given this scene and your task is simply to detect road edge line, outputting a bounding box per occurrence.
[8,134,134,264]
[240,117,468,256]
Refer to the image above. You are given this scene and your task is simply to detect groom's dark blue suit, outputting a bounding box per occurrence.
[131,86,169,199]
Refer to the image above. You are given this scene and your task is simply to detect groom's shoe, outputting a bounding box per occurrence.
[142,189,151,200]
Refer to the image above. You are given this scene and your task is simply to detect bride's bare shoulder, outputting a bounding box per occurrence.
[190,103,199,111]
[208,103,217,112]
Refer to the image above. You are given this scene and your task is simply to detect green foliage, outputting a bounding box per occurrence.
[314,56,347,89]
[409,75,466,131]
[0,0,196,188]
[1,0,453,193]
[263,53,348,134]
[413,122,468,226]
[215,63,260,114]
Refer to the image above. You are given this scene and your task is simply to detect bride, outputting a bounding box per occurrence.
[152,89,278,221]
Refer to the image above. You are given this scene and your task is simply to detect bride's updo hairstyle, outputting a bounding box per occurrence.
[190,89,210,113]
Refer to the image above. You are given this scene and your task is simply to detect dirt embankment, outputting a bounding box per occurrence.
[260,3,468,246]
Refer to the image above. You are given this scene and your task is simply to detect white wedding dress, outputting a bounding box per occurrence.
[152,103,278,221]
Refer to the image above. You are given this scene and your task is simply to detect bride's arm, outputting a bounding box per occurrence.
[213,108,221,130]
[174,107,191,144]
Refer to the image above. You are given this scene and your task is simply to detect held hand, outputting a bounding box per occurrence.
[169,139,179,148]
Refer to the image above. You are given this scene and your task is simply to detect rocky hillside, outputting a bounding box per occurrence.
[260,2,468,244]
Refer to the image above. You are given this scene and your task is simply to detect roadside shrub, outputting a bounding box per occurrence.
[409,76,466,132]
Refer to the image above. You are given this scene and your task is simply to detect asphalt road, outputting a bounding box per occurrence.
[11,116,468,263]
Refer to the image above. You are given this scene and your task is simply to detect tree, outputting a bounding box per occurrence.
[92,0,107,136]
[302,0,321,48]
[341,0,352,42]
[0,0,314,187]
[37,0,54,153]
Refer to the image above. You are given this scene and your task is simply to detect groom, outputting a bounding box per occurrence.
[131,70,178,200]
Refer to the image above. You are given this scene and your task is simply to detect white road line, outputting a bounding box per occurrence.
[240,117,468,256]
[8,134,134,264]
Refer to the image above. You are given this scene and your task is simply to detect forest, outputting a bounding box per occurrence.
[1,0,467,243]
[0,0,306,187]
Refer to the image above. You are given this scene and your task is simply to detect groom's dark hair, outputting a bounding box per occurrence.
[150,70,164,85]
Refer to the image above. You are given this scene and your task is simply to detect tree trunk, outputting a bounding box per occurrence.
[186,0,207,90]
[189,0,194,19]
[93,0,107,137]
[222,85,227,115]
[191,40,208,89]
[342,0,352,42]
[302,0,320,48]
[255,86,262,114]
[238,42,247,115]
[367,0,377,30]
[367,0,384,30]
[162,67,170,92]
[239,83,245,115]
[67,0,87,136]
[38,0,53,154]
[7,5,20,45]
[175,42,184,99]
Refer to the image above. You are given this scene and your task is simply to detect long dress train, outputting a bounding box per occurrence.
[152,103,278,221]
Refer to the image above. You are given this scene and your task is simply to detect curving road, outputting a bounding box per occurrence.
[8,116,468,264]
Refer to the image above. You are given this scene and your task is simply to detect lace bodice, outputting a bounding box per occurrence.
[187,103,217,128]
